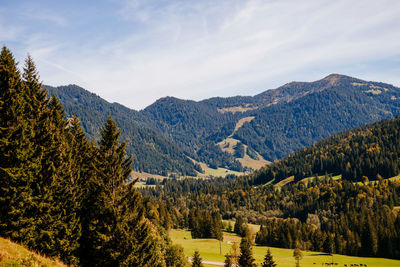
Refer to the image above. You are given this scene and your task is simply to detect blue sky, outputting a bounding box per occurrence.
[1,0,400,109]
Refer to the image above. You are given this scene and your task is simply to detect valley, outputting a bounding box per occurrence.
[2,1,400,266]
[2,47,400,266]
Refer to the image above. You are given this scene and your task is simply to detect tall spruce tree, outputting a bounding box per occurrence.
[224,254,234,267]
[0,48,82,264]
[238,236,256,267]
[165,243,189,267]
[361,218,378,256]
[31,94,71,259]
[0,47,188,266]
[80,116,166,266]
[0,46,35,244]
[224,242,239,267]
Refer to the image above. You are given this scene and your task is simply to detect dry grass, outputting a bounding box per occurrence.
[217,106,258,114]
[237,147,269,170]
[365,89,382,95]
[351,82,368,87]
[232,117,255,135]
[217,137,240,154]
[274,176,295,188]
[216,116,269,170]
[187,157,244,178]
[130,170,166,180]
[0,237,66,267]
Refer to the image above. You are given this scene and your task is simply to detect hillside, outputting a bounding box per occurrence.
[46,85,198,176]
[0,48,189,266]
[234,74,400,160]
[46,74,400,175]
[0,237,66,266]
[142,115,400,260]
[250,115,400,185]
[142,96,243,170]
[141,74,400,166]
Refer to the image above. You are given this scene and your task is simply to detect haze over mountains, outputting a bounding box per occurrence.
[46,74,400,176]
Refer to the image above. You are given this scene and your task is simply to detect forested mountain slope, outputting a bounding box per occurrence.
[233,74,400,161]
[47,74,400,174]
[141,74,400,164]
[46,85,198,176]
[142,115,400,260]
[141,96,243,170]
[249,115,400,185]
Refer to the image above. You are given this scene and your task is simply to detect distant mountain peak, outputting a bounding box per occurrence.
[323,73,346,79]
[321,73,359,85]
[322,73,344,84]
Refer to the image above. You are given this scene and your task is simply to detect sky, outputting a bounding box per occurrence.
[1,0,400,110]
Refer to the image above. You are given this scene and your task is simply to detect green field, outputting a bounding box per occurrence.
[169,229,400,267]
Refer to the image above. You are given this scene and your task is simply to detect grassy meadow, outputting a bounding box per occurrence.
[169,229,400,267]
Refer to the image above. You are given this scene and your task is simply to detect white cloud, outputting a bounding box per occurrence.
[4,0,400,109]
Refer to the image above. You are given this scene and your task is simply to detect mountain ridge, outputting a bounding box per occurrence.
[46,73,400,175]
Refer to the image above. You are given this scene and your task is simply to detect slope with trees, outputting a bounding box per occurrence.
[0,47,188,266]
[49,73,400,174]
[46,85,198,176]
[141,115,400,260]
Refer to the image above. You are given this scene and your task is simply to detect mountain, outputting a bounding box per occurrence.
[141,74,400,162]
[46,85,198,176]
[232,74,400,160]
[46,74,400,175]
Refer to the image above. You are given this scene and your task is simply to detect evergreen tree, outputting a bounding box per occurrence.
[165,243,189,267]
[227,221,233,232]
[234,216,244,235]
[361,219,378,256]
[224,254,233,267]
[32,95,71,259]
[238,236,256,267]
[0,48,82,264]
[22,54,47,116]
[0,46,35,247]
[80,116,166,266]
[261,249,276,267]
[192,250,204,267]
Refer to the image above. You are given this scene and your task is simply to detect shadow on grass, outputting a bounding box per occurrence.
[308,253,332,256]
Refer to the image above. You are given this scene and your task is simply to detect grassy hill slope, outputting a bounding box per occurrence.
[0,237,66,267]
